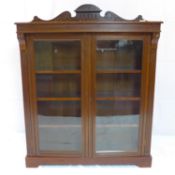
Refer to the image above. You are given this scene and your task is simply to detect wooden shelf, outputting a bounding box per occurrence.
[96,70,141,74]
[36,70,141,74]
[97,124,138,128]
[36,70,81,74]
[96,97,140,101]
[39,124,138,128]
[37,97,140,101]
[39,124,81,128]
[37,97,81,101]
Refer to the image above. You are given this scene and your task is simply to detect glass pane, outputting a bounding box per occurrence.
[96,74,141,97]
[96,101,140,153]
[96,40,143,70]
[36,74,80,97]
[38,101,81,152]
[34,41,81,70]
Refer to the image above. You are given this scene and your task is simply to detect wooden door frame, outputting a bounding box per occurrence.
[26,33,90,158]
[90,33,151,157]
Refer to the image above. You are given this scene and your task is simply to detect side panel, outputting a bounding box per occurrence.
[18,33,38,156]
[144,33,160,155]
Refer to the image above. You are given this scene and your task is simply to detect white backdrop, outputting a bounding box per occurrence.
[0,0,175,136]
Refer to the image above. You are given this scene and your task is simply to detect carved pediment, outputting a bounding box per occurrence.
[32,4,144,23]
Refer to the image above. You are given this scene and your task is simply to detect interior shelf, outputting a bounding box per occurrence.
[96,97,140,101]
[37,97,140,101]
[39,115,139,129]
[96,70,141,74]
[39,124,81,128]
[37,97,81,101]
[36,70,81,74]
[39,123,138,128]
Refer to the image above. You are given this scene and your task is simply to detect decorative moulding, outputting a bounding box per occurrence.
[32,4,144,23]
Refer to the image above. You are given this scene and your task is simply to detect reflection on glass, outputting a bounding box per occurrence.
[36,74,80,97]
[96,40,143,70]
[95,39,142,153]
[34,41,81,70]
[38,101,81,151]
[96,101,140,153]
[96,74,141,97]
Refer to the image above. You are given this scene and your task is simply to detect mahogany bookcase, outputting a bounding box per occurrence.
[16,4,162,167]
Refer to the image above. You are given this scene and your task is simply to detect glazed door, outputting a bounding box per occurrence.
[29,34,89,156]
[27,33,148,158]
[91,35,148,157]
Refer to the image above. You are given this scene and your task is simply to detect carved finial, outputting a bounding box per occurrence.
[75,4,102,20]
[75,4,101,13]
[32,16,41,22]
[134,15,144,21]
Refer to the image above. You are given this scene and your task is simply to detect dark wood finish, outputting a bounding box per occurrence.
[16,4,162,167]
